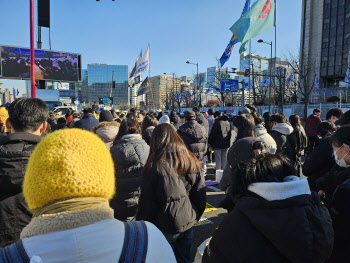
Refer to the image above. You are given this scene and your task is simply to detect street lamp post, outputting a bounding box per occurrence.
[186,61,199,106]
[258,39,273,112]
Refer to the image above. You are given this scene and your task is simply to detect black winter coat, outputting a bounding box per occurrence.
[0,133,41,247]
[195,113,209,134]
[303,135,335,191]
[110,134,150,222]
[137,162,206,234]
[178,120,207,162]
[208,116,231,149]
[142,126,154,145]
[328,169,350,263]
[74,114,99,131]
[203,192,334,263]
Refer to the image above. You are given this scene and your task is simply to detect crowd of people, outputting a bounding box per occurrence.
[0,98,349,262]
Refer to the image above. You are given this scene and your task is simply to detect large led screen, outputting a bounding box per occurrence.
[0,45,81,82]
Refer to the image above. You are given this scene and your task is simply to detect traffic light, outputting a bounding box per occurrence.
[244,69,250,77]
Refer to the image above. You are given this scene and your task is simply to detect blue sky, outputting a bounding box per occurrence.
[0,0,302,94]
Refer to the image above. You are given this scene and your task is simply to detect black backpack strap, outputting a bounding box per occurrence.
[119,221,148,263]
[0,240,30,263]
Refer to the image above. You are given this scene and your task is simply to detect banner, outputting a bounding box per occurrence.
[261,77,270,87]
[133,45,150,78]
[285,73,293,86]
[230,0,276,53]
[137,77,150,96]
[220,0,250,68]
[314,73,319,89]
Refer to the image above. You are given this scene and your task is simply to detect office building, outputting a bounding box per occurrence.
[301,0,350,102]
[81,64,129,106]
[148,75,181,109]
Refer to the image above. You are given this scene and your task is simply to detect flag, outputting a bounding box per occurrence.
[213,87,220,94]
[196,99,200,105]
[345,69,349,88]
[129,50,142,86]
[133,45,150,78]
[205,87,212,94]
[314,73,319,89]
[230,0,276,53]
[137,77,150,96]
[285,73,293,86]
[219,0,250,68]
[13,88,16,99]
[17,89,19,96]
[82,101,86,107]
[261,77,270,87]
[244,80,253,89]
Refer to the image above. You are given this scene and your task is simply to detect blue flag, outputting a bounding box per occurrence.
[261,77,270,87]
[205,87,212,94]
[13,88,16,98]
[314,73,319,89]
[220,0,250,68]
[213,87,220,94]
[285,73,293,86]
[345,69,349,88]
[82,101,86,107]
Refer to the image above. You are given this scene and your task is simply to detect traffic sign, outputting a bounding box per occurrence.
[221,74,231,79]
[236,72,245,75]
[221,79,238,92]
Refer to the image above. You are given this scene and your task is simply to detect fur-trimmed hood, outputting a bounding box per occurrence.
[92,122,120,149]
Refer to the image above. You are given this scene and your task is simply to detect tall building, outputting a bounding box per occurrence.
[300,0,349,102]
[82,64,129,106]
[148,75,181,109]
[240,53,269,83]
[181,76,192,83]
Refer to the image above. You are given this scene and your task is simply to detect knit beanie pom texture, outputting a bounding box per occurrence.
[23,129,115,210]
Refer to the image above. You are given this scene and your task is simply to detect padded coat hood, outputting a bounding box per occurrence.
[271,123,294,135]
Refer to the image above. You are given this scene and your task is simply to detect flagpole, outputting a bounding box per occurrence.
[148,43,151,111]
[275,0,277,111]
[248,0,252,105]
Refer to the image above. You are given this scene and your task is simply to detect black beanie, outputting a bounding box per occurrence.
[99,110,114,122]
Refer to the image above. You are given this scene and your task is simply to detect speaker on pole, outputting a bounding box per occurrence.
[38,0,50,28]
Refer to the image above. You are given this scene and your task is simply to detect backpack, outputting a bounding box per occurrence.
[0,221,148,263]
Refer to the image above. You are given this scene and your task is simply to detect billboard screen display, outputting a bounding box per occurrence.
[99,97,113,105]
[0,45,81,82]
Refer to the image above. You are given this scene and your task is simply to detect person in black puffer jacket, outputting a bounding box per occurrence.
[208,111,231,170]
[178,110,207,163]
[110,118,150,222]
[0,98,49,247]
[137,123,206,263]
[303,121,336,191]
[141,115,158,145]
[203,153,334,263]
[170,111,181,130]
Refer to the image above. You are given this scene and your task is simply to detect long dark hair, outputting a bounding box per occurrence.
[232,114,257,140]
[114,118,141,144]
[142,115,158,131]
[232,153,295,196]
[143,123,200,175]
[289,114,301,131]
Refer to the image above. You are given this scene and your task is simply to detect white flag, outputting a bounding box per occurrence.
[133,45,150,78]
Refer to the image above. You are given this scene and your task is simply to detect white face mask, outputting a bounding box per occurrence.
[334,144,350,168]
[233,131,238,138]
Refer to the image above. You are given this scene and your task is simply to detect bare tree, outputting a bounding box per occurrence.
[286,50,317,120]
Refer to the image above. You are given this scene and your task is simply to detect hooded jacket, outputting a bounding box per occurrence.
[74,114,99,131]
[256,124,277,154]
[92,122,120,150]
[269,123,297,162]
[137,162,206,234]
[208,115,231,149]
[110,134,150,221]
[203,176,334,263]
[178,120,208,162]
[0,133,41,247]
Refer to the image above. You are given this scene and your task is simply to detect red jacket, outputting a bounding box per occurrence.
[305,114,322,137]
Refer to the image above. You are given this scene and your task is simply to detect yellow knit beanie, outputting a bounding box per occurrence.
[23,128,115,211]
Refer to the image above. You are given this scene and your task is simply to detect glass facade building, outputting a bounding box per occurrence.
[321,0,349,82]
[83,64,129,106]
